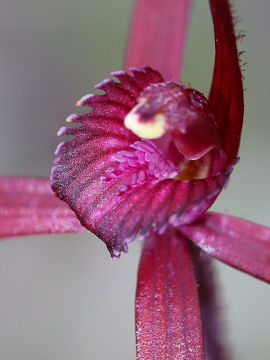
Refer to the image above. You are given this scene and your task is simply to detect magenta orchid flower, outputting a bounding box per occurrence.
[1,0,270,358]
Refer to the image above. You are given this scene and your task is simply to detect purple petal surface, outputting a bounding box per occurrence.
[125,0,192,80]
[0,177,86,238]
[51,68,228,257]
[136,230,205,359]
[180,212,270,283]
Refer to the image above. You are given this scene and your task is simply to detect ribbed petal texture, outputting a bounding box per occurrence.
[136,230,205,359]
[125,0,192,80]
[51,67,228,257]
[180,212,270,283]
[0,177,86,238]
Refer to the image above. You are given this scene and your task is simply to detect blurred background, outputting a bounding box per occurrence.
[0,0,270,358]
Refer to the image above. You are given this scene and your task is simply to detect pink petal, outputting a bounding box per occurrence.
[0,177,86,238]
[52,68,228,257]
[136,230,205,359]
[180,212,270,283]
[208,0,244,165]
[125,0,192,80]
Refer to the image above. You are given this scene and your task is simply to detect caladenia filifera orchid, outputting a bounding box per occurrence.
[0,0,270,359]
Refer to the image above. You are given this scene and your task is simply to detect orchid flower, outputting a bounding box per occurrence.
[1,0,270,358]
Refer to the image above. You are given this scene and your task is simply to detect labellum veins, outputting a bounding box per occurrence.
[51,67,230,257]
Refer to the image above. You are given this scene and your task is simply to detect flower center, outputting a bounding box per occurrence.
[176,158,210,180]
[124,81,226,180]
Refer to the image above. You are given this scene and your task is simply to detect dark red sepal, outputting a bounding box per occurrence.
[208,0,244,165]
[190,245,230,360]
[136,229,205,359]
[125,0,192,80]
[180,212,270,283]
[0,177,86,238]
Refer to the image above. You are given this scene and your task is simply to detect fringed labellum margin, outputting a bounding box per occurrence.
[51,67,230,257]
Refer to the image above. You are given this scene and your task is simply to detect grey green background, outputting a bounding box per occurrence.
[0,0,270,358]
